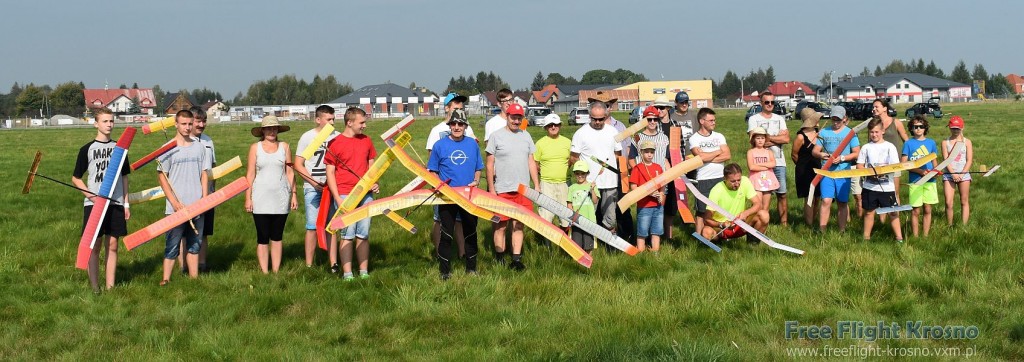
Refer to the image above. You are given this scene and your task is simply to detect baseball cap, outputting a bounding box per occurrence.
[948,115,964,129]
[447,109,468,124]
[642,106,659,118]
[639,140,656,150]
[829,105,847,120]
[675,91,690,103]
[572,160,590,173]
[543,113,561,125]
[443,92,467,106]
[507,103,525,116]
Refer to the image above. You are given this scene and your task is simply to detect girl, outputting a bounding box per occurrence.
[942,115,973,226]
[792,109,821,226]
[901,115,939,237]
[245,116,298,274]
[747,127,779,216]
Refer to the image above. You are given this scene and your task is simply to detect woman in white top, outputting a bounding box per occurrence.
[245,116,298,274]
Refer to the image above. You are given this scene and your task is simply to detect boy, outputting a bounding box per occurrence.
[325,107,378,281]
[630,141,665,252]
[902,116,939,237]
[567,161,598,251]
[812,106,860,232]
[72,108,130,293]
[295,105,338,268]
[157,110,211,285]
[857,118,903,242]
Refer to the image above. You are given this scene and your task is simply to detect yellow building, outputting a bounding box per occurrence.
[617,80,714,108]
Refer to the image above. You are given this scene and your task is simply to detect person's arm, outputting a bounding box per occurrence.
[766,129,790,147]
[244,143,257,213]
[200,169,209,199]
[293,155,320,192]
[284,143,298,210]
[691,146,720,163]
[896,120,909,142]
[472,169,482,188]
[158,171,183,212]
[712,144,732,163]
[485,153,496,194]
[747,150,768,172]
[527,154,540,190]
[326,163,342,205]
[569,152,580,168]
[791,134,804,163]
[702,210,722,229]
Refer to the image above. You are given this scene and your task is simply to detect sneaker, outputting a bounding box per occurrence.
[359,273,370,280]
[330,263,339,274]
[343,275,356,282]
[440,273,451,281]
[509,260,526,272]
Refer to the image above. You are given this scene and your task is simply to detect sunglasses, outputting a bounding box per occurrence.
[655,106,669,110]
[590,116,607,122]
[645,118,659,122]
[762,101,774,106]
[910,125,927,130]
[498,98,513,103]
[545,123,560,127]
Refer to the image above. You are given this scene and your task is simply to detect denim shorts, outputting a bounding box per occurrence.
[772,166,788,194]
[336,194,372,239]
[165,214,204,259]
[303,187,337,230]
[635,206,664,237]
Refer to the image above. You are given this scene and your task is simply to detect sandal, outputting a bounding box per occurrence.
[159,280,170,286]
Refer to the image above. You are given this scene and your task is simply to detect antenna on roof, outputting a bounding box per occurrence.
[104,80,109,91]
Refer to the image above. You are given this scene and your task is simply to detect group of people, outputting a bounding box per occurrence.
[72,89,978,289]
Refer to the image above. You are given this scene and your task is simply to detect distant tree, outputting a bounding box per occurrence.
[152,84,166,112]
[988,73,1013,96]
[444,71,509,95]
[925,61,944,78]
[860,67,872,77]
[131,82,139,89]
[408,81,416,90]
[531,71,545,91]
[819,71,831,86]
[118,84,127,89]
[581,69,614,84]
[914,59,926,74]
[127,96,141,114]
[950,60,972,84]
[49,81,85,116]
[874,66,883,76]
[190,87,223,104]
[717,70,741,100]
[882,59,907,74]
[971,64,988,82]
[15,84,45,117]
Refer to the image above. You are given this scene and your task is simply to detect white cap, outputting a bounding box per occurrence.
[543,113,562,125]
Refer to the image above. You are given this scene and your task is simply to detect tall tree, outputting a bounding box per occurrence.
[15,84,45,117]
[882,59,907,74]
[914,59,926,74]
[131,82,139,89]
[49,81,85,116]
[152,84,166,112]
[950,60,972,84]
[860,67,872,77]
[971,64,988,82]
[718,70,741,100]
[987,73,1013,95]
[530,71,545,91]
[819,71,832,86]
[874,66,883,76]
[924,61,944,78]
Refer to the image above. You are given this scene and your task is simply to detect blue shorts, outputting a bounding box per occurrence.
[820,177,851,203]
[303,187,337,230]
[635,206,664,237]
[165,215,204,259]
[773,166,788,194]
[336,194,372,239]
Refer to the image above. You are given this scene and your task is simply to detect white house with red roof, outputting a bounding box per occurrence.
[83,88,156,114]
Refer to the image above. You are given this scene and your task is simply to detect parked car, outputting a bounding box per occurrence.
[628,106,645,124]
[793,101,831,120]
[526,107,553,126]
[744,101,789,122]
[905,97,943,118]
[569,107,590,125]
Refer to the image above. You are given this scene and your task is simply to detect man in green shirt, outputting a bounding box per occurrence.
[534,113,572,232]
[700,163,768,241]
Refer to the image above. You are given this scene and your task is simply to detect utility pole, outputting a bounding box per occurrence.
[829,70,834,103]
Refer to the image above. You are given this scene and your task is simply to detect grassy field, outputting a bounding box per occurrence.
[2,103,1023,360]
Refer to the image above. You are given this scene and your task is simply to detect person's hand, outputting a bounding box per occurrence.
[290,195,298,210]
[124,208,131,220]
[313,184,323,192]
[171,200,185,213]
[245,198,253,213]
[952,174,962,183]
[371,183,380,194]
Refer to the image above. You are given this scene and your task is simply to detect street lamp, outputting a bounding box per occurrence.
[828,70,834,103]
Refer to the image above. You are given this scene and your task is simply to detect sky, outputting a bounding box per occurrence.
[1,0,1019,98]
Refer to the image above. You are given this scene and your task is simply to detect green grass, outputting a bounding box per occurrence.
[2,104,1023,360]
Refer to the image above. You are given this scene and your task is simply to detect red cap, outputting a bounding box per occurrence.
[948,115,964,129]
[507,103,525,116]
[642,106,659,118]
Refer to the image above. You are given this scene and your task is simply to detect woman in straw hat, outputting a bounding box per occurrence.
[792,108,822,226]
[245,116,298,274]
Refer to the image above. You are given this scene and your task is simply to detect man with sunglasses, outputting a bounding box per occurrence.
[746,91,790,225]
[533,114,572,233]
[428,109,484,280]
[484,88,514,142]
[426,93,476,260]
[569,102,623,238]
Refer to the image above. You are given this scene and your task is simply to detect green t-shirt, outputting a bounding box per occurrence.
[707,176,757,223]
[567,182,596,223]
[535,135,571,183]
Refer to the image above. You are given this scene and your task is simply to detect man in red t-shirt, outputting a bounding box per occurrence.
[325,107,378,281]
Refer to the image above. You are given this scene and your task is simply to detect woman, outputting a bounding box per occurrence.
[872,98,909,202]
[245,116,298,274]
[792,108,821,226]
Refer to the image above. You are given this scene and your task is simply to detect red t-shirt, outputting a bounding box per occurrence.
[324,134,377,195]
[629,162,663,208]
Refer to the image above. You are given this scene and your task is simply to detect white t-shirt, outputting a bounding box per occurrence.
[484,114,507,142]
[688,131,728,180]
[296,127,339,190]
[197,133,216,193]
[570,124,622,189]
[426,121,476,150]
[857,141,900,192]
[747,112,788,166]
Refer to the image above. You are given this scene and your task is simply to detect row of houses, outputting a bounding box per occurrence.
[82,87,227,122]
[740,73,975,106]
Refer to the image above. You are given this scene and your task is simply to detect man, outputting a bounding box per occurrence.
[747,91,790,225]
[689,108,731,235]
[668,91,698,144]
[295,105,339,268]
[190,106,215,274]
[587,92,634,242]
[325,107,378,280]
[812,105,860,233]
[569,102,623,242]
[700,163,769,242]
[156,110,210,285]
[587,91,630,158]
[426,93,476,257]
[486,103,539,271]
[427,109,484,280]
[533,113,571,233]
[484,88,514,142]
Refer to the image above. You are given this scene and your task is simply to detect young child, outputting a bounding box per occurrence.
[857,118,903,242]
[901,116,939,237]
[747,127,779,215]
[567,160,598,252]
[942,115,973,226]
[72,108,130,293]
[629,141,665,252]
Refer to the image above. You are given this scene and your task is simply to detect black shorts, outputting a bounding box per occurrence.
[252,214,288,245]
[202,208,215,236]
[81,204,128,237]
[862,189,896,211]
[694,177,723,215]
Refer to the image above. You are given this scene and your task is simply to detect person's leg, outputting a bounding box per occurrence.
[105,235,118,289]
[635,207,651,252]
[922,204,932,237]
[162,224,185,284]
[199,208,213,271]
[461,210,479,273]
[185,216,204,279]
[510,220,525,263]
[178,240,186,274]
[303,187,319,267]
[959,181,971,225]
[943,180,956,226]
[455,221,465,258]
[257,243,270,274]
[493,220,508,264]
[88,236,101,292]
[889,208,903,241]
[819,198,833,231]
[270,214,287,273]
[773,166,788,225]
[863,210,876,240]
[910,207,921,237]
[700,225,717,240]
[339,237,353,275]
[651,206,664,251]
[437,205,457,277]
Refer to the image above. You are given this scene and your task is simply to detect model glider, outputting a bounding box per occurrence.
[141,117,175,135]
[127,156,242,204]
[684,178,805,255]
[668,127,695,223]
[618,156,703,212]
[23,151,119,202]
[913,142,965,185]
[518,184,638,255]
[130,139,176,171]
[77,127,137,269]
[298,124,336,161]
[813,153,935,179]
[807,120,870,206]
[613,119,648,143]
[124,177,248,250]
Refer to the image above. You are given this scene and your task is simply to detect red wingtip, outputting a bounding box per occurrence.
[577,254,593,268]
[116,127,137,148]
[517,184,526,194]
[624,246,639,256]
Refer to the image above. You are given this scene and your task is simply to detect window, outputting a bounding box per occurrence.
[618,102,634,111]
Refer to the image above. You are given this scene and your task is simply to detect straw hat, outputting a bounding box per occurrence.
[749,126,768,141]
[251,115,290,137]
[586,90,618,105]
[799,108,823,129]
[652,95,673,107]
